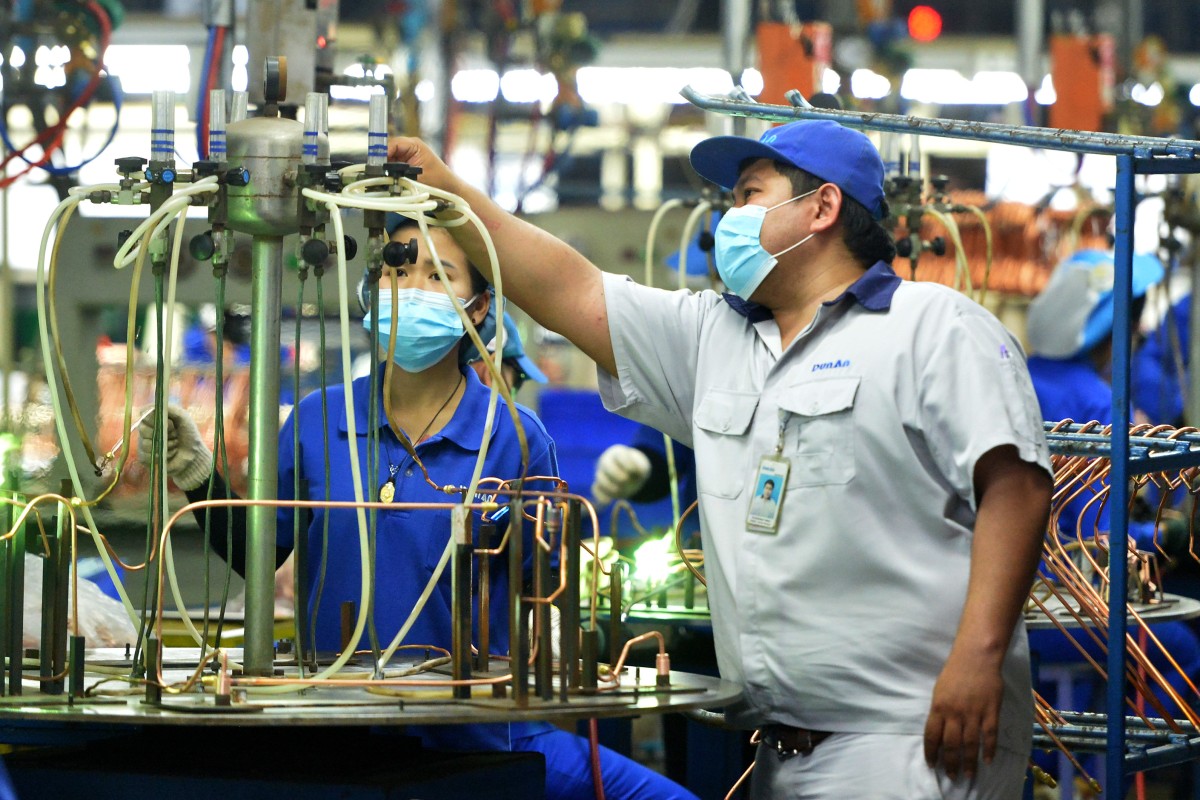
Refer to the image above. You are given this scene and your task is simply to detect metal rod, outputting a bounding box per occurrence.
[581,629,598,691]
[1105,152,1137,793]
[681,86,1200,158]
[367,94,387,168]
[0,501,11,697]
[68,635,84,698]
[450,507,472,699]
[562,501,582,695]
[302,93,323,166]
[244,235,283,676]
[534,532,552,701]
[209,89,227,162]
[475,521,494,673]
[508,496,527,705]
[8,505,25,696]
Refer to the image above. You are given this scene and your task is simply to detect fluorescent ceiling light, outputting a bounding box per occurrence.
[739,68,763,96]
[851,68,891,100]
[1035,74,1056,105]
[901,68,1028,105]
[105,45,190,94]
[500,68,557,104]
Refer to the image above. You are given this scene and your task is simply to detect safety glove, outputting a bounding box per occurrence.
[136,405,214,491]
[590,444,652,506]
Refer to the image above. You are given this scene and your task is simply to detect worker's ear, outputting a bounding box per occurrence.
[470,289,492,329]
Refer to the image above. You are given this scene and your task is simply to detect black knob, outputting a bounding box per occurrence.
[115,156,147,174]
[895,236,913,258]
[697,231,715,252]
[189,230,215,261]
[384,162,423,180]
[929,236,946,257]
[931,175,950,193]
[382,238,418,267]
[323,172,344,193]
[194,160,219,178]
[225,167,250,187]
[330,160,354,172]
[342,235,358,261]
[301,238,330,267]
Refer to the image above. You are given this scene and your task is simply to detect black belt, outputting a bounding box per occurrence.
[760,724,834,760]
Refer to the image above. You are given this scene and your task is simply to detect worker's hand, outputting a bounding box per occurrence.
[590,445,652,506]
[923,647,1004,782]
[386,137,456,193]
[136,405,213,491]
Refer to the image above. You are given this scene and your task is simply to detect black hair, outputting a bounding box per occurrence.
[763,479,775,489]
[771,162,896,269]
[387,219,489,296]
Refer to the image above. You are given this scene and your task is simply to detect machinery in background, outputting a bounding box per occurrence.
[0,0,123,195]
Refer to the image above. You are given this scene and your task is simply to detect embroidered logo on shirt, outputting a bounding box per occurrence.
[999,344,1011,360]
[811,358,851,372]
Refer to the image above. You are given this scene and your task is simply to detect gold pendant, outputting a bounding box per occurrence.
[379,480,396,503]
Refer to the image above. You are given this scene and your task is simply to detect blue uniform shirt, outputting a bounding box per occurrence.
[1028,354,1155,549]
[1134,295,1189,425]
[277,366,558,749]
[278,366,558,653]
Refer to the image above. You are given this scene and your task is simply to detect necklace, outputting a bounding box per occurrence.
[380,372,463,502]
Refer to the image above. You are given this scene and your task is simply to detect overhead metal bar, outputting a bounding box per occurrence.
[680,86,1200,158]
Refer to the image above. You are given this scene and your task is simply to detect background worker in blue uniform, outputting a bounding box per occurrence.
[138,218,698,800]
[1024,248,1200,718]
[1133,290,1190,427]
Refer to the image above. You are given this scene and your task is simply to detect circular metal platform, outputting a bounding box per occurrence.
[0,648,742,731]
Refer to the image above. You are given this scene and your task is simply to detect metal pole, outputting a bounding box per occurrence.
[1106,153,1136,791]
[720,0,751,136]
[1188,262,1200,425]
[1016,0,1045,91]
[244,235,283,676]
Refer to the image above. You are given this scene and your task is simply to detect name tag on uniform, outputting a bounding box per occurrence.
[746,455,789,533]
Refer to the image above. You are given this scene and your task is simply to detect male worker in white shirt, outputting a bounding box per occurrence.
[389,119,1052,799]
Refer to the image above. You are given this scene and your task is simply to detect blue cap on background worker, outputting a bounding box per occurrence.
[1026,249,1164,361]
[464,312,548,394]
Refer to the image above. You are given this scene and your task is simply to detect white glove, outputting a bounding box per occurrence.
[590,444,652,506]
[527,603,563,661]
[136,404,213,491]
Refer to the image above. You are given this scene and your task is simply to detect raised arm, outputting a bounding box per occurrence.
[387,137,616,376]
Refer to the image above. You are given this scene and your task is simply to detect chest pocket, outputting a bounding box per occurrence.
[779,376,860,488]
[694,388,760,499]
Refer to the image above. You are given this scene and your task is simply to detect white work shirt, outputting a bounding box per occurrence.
[598,262,1051,753]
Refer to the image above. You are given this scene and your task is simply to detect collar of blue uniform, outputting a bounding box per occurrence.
[721,260,901,319]
[343,365,497,449]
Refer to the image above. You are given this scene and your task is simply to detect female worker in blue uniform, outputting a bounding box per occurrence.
[1024,248,1200,718]
[139,217,696,800]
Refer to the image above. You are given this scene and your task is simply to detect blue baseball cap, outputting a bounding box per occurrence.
[690,120,886,219]
[463,311,548,384]
[385,211,408,237]
[1026,249,1164,359]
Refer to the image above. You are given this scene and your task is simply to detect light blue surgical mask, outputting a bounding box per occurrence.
[714,188,818,299]
[363,288,478,373]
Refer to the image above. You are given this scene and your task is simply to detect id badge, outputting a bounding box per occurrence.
[746,455,789,533]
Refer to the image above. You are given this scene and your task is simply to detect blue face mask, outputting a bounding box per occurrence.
[363,288,478,373]
[714,189,817,299]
